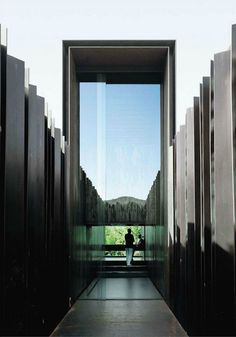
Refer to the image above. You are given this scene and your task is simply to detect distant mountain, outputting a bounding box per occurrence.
[105,196,146,207]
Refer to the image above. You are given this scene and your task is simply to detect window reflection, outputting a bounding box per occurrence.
[80,81,160,203]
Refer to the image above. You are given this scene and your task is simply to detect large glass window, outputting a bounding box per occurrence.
[79,77,161,300]
[80,81,160,203]
[80,79,160,255]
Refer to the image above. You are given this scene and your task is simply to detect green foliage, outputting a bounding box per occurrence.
[105,226,142,245]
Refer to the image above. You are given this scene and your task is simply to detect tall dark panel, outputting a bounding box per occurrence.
[193,97,202,335]
[231,27,236,335]
[0,36,7,334]
[60,144,68,311]
[45,121,57,332]
[49,128,68,333]
[209,59,215,336]
[3,55,25,335]
[174,132,180,322]
[185,107,196,334]
[54,128,62,275]
[213,50,235,335]
[48,127,60,329]
[53,128,64,316]
[175,126,186,327]
[198,83,205,335]
[64,141,74,306]
[200,77,212,333]
[185,99,204,335]
[26,85,46,334]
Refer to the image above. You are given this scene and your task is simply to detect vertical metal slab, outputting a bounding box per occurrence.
[175,126,187,327]
[172,137,177,310]
[51,127,66,323]
[46,125,67,331]
[185,100,204,334]
[0,32,7,335]
[213,50,235,334]
[210,61,215,246]
[4,55,25,335]
[46,121,56,332]
[174,132,180,320]
[192,96,202,334]
[26,85,46,334]
[60,145,68,310]
[192,96,203,334]
[44,114,51,332]
[209,60,215,334]
[199,83,206,333]
[231,26,236,334]
[185,107,196,333]
[168,145,175,309]
[200,77,212,333]
[54,128,62,258]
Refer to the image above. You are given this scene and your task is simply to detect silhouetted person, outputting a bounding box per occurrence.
[125,228,134,266]
[136,234,145,250]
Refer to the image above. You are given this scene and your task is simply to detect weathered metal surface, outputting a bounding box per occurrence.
[0,32,7,335]
[193,96,202,334]
[175,126,187,327]
[4,55,25,335]
[26,85,46,334]
[213,50,235,335]
[201,77,212,332]
[185,107,196,333]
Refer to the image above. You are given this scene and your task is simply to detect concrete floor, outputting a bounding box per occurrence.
[50,278,187,337]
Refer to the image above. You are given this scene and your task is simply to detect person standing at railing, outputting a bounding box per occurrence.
[136,234,145,250]
[125,228,134,266]
[136,234,145,258]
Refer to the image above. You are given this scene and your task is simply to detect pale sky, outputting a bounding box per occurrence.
[1,0,236,130]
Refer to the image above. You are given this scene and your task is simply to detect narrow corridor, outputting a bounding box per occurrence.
[51,276,187,337]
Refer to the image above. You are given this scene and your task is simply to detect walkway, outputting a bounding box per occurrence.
[50,277,187,337]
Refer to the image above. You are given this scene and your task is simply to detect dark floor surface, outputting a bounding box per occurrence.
[50,277,187,337]
[79,277,162,300]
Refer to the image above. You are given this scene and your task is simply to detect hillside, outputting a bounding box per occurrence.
[105,196,146,206]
